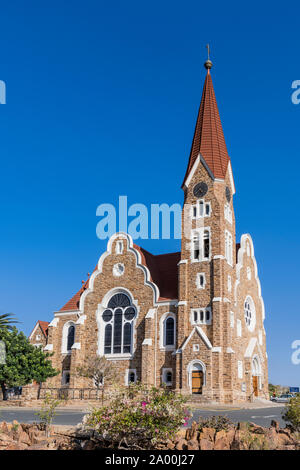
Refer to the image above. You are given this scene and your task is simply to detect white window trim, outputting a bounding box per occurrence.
[244,295,256,332]
[191,227,211,262]
[224,203,233,224]
[116,240,124,254]
[237,361,243,379]
[159,312,176,351]
[96,288,140,359]
[161,368,173,386]
[61,321,76,354]
[190,307,212,326]
[191,199,211,219]
[227,275,232,293]
[125,369,137,386]
[237,319,242,337]
[196,273,206,290]
[225,229,233,266]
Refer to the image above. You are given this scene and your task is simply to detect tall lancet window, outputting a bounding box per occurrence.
[102,293,136,355]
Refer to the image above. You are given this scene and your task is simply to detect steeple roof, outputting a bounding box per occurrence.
[182,65,230,186]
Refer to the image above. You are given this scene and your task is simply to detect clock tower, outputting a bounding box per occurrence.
[175,57,238,401]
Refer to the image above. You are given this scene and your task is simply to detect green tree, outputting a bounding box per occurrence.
[282,394,300,432]
[0,327,58,400]
[0,313,18,332]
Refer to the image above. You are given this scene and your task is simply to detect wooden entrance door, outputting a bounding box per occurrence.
[252,376,258,397]
[192,370,203,394]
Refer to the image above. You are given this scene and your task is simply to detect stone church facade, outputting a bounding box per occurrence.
[31,59,268,403]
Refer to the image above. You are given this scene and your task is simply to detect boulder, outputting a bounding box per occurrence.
[199,427,215,442]
[199,438,214,450]
[175,438,188,450]
[186,439,199,450]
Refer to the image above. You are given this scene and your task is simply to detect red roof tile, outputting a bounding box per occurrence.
[183,69,230,186]
[39,321,49,338]
[59,247,180,311]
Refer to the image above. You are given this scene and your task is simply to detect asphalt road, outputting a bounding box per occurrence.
[0,406,286,428]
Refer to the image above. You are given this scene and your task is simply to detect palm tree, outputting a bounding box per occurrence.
[0,313,19,332]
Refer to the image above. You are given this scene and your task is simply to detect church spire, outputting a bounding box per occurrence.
[182,48,230,187]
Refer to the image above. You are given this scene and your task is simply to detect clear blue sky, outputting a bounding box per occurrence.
[0,1,299,386]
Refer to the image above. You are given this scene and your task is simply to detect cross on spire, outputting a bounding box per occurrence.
[204,44,213,70]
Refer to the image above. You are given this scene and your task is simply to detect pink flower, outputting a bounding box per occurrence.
[141,401,147,407]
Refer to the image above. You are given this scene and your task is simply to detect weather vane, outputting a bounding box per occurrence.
[204,44,213,70]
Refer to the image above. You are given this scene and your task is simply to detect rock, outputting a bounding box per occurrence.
[0,421,10,434]
[231,430,249,450]
[199,438,214,450]
[82,440,97,450]
[214,429,234,450]
[199,427,215,442]
[186,421,198,441]
[27,442,49,450]
[6,442,28,451]
[175,438,188,450]
[271,420,280,432]
[18,430,31,446]
[186,439,199,450]
[264,427,279,450]
[248,422,265,434]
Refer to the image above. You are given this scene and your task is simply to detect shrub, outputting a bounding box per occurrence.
[282,395,300,432]
[83,383,191,448]
[36,393,61,437]
[198,415,233,432]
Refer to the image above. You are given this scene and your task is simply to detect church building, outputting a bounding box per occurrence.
[32,56,268,403]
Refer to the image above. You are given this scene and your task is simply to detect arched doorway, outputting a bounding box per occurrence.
[188,361,206,395]
[252,356,261,397]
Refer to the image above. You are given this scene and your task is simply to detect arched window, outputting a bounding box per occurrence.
[67,325,75,351]
[62,321,76,353]
[161,314,176,349]
[244,296,256,332]
[129,371,136,383]
[102,293,136,355]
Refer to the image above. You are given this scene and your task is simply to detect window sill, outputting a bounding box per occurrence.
[104,353,133,360]
[160,346,175,352]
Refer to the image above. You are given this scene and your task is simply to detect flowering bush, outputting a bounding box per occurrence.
[83,383,191,448]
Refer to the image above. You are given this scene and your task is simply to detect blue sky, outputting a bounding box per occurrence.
[0,1,299,386]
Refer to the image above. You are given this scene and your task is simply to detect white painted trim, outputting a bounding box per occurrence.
[180,326,212,351]
[80,232,160,310]
[54,310,80,317]
[75,315,87,325]
[61,321,76,354]
[183,153,215,189]
[159,312,176,351]
[227,161,236,195]
[177,259,188,265]
[145,308,156,319]
[234,234,265,321]
[213,297,222,302]
[71,342,81,350]
[244,337,257,358]
[96,287,139,358]
[49,318,59,328]
[125,369,137,385]
[177,301,187,306]
[142,338,152,346]
[226,347,235,353]
[44,344,53,351]
[213,255,225,260]
[187,359,207,391]
[212,347,222,353]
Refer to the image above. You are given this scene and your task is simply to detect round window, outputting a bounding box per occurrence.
[102,309,113,322]
[124,306,136,321]
[244,296,256,331]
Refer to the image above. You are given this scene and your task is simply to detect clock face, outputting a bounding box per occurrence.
[193,182,208,198]
[225,186,231,203]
